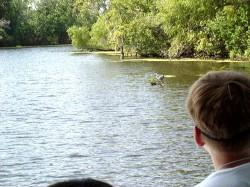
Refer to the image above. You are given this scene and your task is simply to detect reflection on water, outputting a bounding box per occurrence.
[0,46,249,187]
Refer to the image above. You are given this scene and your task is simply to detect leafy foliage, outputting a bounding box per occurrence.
[90,15,111,50]
[2,0,250,60]
[0,19,9,41]
[1,0,75,46]
[67,26,91,50]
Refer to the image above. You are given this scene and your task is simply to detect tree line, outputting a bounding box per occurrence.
[1,0,250,59]
[0,0,75,46]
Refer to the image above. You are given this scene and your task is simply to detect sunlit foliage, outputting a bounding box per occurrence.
[2,0,250,60]
[67,26,91,50]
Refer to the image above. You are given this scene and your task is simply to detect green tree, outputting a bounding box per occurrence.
[3,0,249,60]
[90,14,111,50]
[34,0,76,44]
[67,26,91,50]
[208,4,250,59]
[1,0,76,46]
[156,0,206,58]
[103,0,166,58]
[5,0,28,45]
[0,19,9,41]
[124,11,167,57]
[73,0,108,27]
[190,0,250,59]
[156,0,250,58]
[0,0,11,19]
[0,0,10,41]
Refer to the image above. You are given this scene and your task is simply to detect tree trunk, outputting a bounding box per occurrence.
[120,45,124,60]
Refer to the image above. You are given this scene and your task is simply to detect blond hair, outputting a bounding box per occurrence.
[186,70,250,150]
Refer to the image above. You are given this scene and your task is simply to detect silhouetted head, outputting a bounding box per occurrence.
[47,178,113,187]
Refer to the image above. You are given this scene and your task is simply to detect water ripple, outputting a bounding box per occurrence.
[0,46,217,187]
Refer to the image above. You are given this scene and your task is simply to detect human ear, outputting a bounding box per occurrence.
[194,126,205,147]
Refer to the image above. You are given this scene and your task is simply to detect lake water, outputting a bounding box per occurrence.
[0,46,249,187]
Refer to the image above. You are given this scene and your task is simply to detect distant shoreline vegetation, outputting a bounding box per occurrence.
[0,44,72,49]
[1,44,248,63]
[71,50,248,63]
[1,0,250,60]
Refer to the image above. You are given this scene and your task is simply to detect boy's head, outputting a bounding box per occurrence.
[47,178,113,187]
[186,70,250,151]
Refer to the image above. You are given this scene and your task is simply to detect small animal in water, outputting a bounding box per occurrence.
[154,73,165,86]
[149,73,165,86]
[155,73,164,82]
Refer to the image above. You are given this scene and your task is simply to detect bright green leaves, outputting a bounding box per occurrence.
[67,0,110,50]
[73,0,108,27]
[156,0,250,59]
[91,15,111,50]
[101,0,166,56]
[2,0,250,60]
[68,0,250,59]
[67,26,91,50]
[69,0,166,56]
[205,4,250,59]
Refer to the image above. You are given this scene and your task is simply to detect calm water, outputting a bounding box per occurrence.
[0,46,249,187]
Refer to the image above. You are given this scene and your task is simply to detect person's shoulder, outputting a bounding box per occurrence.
[195,164,250,187]
[194,171,219,187]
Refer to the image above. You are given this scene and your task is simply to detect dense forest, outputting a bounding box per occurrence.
[1,0,250,59]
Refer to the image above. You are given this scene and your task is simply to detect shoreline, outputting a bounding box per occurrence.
[0,44,72,49]
[71,51,249,63]
[1,45,249,63]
